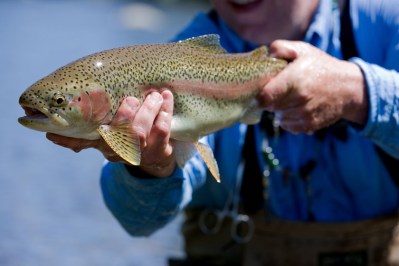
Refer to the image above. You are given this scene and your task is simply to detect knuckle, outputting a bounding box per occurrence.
[125,96,140,108]
[72,147,82,153]
[133,126,147,145]
[303,117,321,133]
[105,154,119,162]
[299,118,313,133]
[153,120,170,138]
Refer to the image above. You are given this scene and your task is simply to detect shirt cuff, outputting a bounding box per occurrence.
[350,57,399,157]
[111,162,184,189]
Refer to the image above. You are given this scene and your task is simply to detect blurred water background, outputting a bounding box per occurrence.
[0,0,209,265]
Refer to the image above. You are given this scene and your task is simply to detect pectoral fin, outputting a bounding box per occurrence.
[240,101,263,125]
[194,142,221,183]
[97,124,141,165]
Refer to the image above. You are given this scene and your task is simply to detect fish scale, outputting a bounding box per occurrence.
[18,34,287,183]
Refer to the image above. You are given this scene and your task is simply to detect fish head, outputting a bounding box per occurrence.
[18,68,113,139]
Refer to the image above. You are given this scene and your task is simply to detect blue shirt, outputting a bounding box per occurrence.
[100,0,399,236]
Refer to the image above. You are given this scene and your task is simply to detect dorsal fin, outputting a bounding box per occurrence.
[178,34,227,54]
[251,45,269,57]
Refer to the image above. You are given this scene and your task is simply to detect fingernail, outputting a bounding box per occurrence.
[149,92,163,104]
[125,97,139,110]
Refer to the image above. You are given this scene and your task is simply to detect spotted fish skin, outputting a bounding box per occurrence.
[18,34,287,182]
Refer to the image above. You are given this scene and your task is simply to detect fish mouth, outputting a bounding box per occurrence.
[21,106,48,120]
[18,104,69,131]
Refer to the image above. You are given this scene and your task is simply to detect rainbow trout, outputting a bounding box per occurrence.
[18,34,287,182]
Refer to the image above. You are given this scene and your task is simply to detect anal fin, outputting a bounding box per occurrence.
[97,124,141,165]
[194,142,221,183]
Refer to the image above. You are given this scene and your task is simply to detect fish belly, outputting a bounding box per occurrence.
[170,98,247,142]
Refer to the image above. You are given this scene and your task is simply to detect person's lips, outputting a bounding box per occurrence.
[229,0,263,12]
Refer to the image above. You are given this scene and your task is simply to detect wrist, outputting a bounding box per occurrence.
[125,162,176,179]
[125,165,158,179]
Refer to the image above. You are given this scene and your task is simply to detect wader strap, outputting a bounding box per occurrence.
[340,0,359,60]
[240,125,264,214]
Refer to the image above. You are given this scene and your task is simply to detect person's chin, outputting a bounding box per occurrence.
[226,0,267,25]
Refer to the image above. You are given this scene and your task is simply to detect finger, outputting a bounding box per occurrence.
[279,108,318,134]
[111,96,140,125]
[46,133,96,152]
[278,109,311,134]
[145,90,174,158]
[279,119,303,135]
[257,68,290,109]
[272,90,309,111]
[133,91,163,147]
[280,120,315,135]
[269,40,301,60]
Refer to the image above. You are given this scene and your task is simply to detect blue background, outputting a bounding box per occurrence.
[0,1,209,265]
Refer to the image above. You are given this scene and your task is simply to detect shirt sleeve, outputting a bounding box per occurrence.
[100,148,207,236]
[351,58,399,158]
[348,0,399,158]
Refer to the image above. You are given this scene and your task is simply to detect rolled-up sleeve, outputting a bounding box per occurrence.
[351,58,399,158]
[100,162,184,236]
[100,145,208,236]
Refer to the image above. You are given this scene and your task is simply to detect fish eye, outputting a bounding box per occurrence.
[52,93,67,107]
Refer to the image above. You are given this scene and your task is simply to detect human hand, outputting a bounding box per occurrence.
[258,40,368,134]
[47,90,176,177]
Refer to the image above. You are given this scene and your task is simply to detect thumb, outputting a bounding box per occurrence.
[257,69,290,110]
[269,40,301,61]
